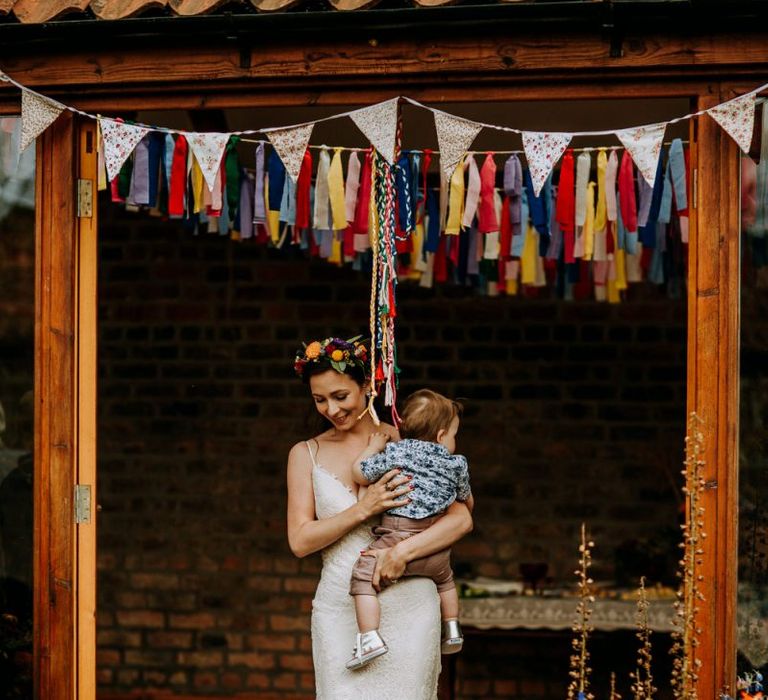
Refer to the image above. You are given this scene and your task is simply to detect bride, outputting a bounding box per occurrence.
[286,337,473,699]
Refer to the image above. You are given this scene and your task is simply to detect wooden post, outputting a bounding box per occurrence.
[76,118,98,700]
[34,108,77,700]
[34,111,97,700]
[689,86,741,697]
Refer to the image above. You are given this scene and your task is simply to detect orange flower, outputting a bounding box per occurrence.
[331,349,344,362]
[305,342,322,359]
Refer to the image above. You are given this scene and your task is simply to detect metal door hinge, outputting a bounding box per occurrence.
[77,178,93,218]
[74,484,92,524]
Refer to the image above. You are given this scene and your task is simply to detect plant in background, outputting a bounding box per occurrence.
[631,577,656,700]
[670,413,707,700]
[568,523,595,700]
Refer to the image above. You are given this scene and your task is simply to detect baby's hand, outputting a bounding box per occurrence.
[368,432,390,451]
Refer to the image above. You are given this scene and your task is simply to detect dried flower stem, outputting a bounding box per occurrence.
[611,672,622,700]
[631,577,656,700]
[670,413,706,700]
[567,523,595,700]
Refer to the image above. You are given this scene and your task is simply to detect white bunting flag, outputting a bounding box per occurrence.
[187,132,231,192]
[265,122,314,183]
[707,92,757,154]
[434,111,483,181]
[20,90,65,153]
[522,131,572,196]
[616,122,666,187]
[100,118,150,183]
[350,97,399,164]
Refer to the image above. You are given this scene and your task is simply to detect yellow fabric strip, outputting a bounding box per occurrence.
[520,225,538,285]
[268,210,281,244]
[410,222,425,279]
[328,233,342,265]
[445,157,465,235]
[328,149,348,231]
[191,158,205,214]
[615,247,628,291]
[594,149,607,234]
[583,181,595,261]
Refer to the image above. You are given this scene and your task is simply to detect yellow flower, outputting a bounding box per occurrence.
[331,349,344,362]
[305,342,322,359]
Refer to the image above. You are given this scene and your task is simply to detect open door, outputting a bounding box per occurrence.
[34,113,97,700]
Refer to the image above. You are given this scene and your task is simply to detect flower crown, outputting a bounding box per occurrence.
[294,335,370,379]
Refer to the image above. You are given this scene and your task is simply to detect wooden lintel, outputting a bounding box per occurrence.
[1,33,768,94]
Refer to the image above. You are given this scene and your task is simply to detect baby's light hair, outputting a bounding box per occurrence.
[399,389,463,442]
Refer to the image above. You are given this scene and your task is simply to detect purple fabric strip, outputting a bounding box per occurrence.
[239,173,254,239]
[467,225,480,275]
[253,143,266,224]
[636,175,653,228]
[130,136,150,205]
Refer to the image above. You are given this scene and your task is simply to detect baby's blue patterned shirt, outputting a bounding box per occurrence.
[360,439,472,519]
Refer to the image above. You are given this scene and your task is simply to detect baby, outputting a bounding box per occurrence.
[345,389,474,670]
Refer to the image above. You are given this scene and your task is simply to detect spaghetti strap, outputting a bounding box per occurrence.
[305,440,319,468]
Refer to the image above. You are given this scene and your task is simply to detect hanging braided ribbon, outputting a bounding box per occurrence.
[360,99,403,426]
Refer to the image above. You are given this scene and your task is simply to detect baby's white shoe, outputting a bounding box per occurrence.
[441,619,463,654]
[345,630,388,670]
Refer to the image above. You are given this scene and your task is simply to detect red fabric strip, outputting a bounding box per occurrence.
[557,150,575,263]
[168,134,187,216]
[353,150,372,235]
[295,149,312,229]
[618,150,638,232]
[477,153,498,233]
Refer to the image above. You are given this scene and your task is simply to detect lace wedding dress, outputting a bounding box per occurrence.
[308,445,441,700]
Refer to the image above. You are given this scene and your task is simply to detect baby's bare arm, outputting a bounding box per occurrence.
[351,432,391,485]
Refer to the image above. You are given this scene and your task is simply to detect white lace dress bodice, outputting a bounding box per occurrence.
[310,462,441,700]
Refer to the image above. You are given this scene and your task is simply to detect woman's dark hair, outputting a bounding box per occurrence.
[301,357,367,386]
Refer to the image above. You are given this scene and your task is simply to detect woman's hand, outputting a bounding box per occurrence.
[357,469,413,519]
[362,545,408,591]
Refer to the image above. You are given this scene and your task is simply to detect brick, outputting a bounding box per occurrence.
[169,612,216,629]
[177,650,224,667]
[245,672,271,689]
[97,629,142,648]
[192,671,218,689]
[279,653,314,671]
[229,652,276,669]
[273,671,299,690]
[97,649,121,666]
[146,631,193,649]
[247,633,296,652]
[270,614,310,632]
[283,576,317,594]
[115,610,164,628]
[123,650,174,667]
[131,572,179,590]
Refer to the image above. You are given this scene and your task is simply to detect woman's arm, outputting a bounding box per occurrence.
[364,500,473,588]
[286,442,411,558]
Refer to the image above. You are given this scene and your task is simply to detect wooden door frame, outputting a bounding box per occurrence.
[34,112,97,700]
[29,65,742,699]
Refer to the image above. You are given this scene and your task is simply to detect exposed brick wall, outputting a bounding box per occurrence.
[96,200,687,698]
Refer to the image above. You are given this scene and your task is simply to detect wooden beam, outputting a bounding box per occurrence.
[3,32,768,93]
[34,110,78,700]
